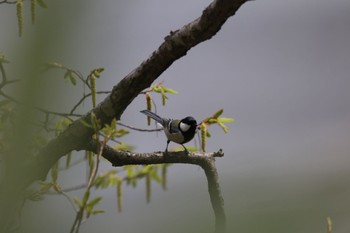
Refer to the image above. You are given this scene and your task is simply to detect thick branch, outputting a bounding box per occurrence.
[85,140,226,232]
[200,159,226,233]
[85,139,223,166]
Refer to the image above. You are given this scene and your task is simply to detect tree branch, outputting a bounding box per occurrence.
[200,158,226,233]
[84,139,226,232]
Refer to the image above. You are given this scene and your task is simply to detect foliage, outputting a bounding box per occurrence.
[1,52,233,231]
[199,109,234,152]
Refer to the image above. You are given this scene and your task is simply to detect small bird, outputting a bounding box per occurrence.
[140,110,197,152]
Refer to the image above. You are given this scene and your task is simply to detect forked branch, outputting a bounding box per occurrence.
[84,140,226,233]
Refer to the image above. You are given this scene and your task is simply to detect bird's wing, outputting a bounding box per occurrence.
[140,110,166,126]
[168,119,180,133]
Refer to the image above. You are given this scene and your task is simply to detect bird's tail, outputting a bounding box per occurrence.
[140,110,165,126]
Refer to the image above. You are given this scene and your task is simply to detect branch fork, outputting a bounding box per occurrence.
[84,139,226,233]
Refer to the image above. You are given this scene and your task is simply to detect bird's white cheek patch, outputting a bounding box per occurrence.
[179,122,190,132]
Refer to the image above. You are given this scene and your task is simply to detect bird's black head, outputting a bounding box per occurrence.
[181,117,197,127]
[179,116,197,143]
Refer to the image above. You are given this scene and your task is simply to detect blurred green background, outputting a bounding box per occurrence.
[1,0,350,232]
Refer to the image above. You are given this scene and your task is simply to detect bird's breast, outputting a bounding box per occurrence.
[164,128,185,144]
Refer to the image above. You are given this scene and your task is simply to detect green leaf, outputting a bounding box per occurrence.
[37,0,48,8]
[163,87,178,94]
[110,118,117,129]
[115,128,129,137]
[218,121,229,133]
[125,165,134,178]
[151,85,178,94]
[125,166,139,187]
[82,191,90,205]
[86,196,103,218]
[94,170,117,189]
[91,210,105,215]
[140,165,152,174]
[207,118,218,124]
[218,117,234,123]
[69,75,77,85]
[87,196,102,208]
[73,197,83,208]
[151,85,161,93]
[213,109,224,118]
[91,68,104,78]
[150,170,162,184]
[64,70,77,85]
[150,85,177,106]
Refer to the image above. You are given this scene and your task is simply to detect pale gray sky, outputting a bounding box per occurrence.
[1,1,350,232]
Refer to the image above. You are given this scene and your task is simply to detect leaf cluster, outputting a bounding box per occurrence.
[142,82,178,125]
[198,109,234,152]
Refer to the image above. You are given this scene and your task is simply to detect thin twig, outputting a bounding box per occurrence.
[70,132,108,233]
[55,188,78,213]
[70,91,110,114]
[87,142,103,189]
[0,88,80,120]
[117,122,162,132]
[0,0,16,4]
[47,184,86,194]
[35,106,82,119]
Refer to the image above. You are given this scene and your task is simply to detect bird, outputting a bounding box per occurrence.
[140,110,197,153]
